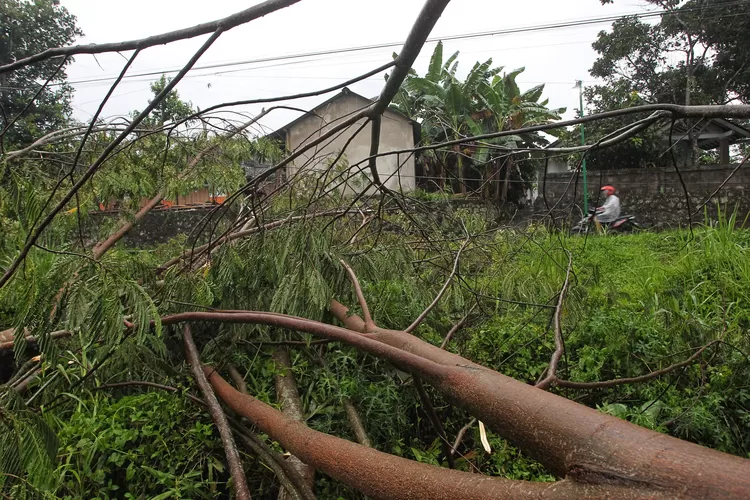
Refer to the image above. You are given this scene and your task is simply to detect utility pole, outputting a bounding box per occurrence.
[576,80,588,214]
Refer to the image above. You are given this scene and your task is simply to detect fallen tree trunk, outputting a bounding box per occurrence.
[159,310,750,498]
[204,366,647,499]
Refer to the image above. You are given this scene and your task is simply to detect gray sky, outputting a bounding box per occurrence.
[59,0,651,134]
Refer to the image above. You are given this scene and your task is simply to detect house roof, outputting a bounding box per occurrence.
[266,87,417,141]
[667,118,750,150]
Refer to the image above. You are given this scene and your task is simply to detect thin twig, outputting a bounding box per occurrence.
[450,418,476,456]
[183,325,251,500]
[414,378,455,469]
[406,236,470,333]
[691,151,750,217]
[536,252,573,390]
[556,341,718,390]
[439,305,476,350]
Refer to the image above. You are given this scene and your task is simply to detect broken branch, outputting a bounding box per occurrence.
[536,252,573,391]
[183,325,251,500]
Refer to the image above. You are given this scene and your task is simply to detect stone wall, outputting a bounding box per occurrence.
[533,164,750,228]
[90,206,224,248]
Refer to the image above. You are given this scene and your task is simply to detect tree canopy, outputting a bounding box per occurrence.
[575,0,750,169]
[0,0,82,150]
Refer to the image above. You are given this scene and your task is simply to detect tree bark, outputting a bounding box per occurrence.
[342,398,372,447]
[159,309,750,498]
[272,348,315,500]
[205,366,648,499]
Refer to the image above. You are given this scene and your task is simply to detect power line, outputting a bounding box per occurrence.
[60,0,750,87]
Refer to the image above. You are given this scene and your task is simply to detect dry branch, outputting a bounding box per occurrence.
[439,306,475,350]
[536,252,573,390]
[339,259,375,331]
[342,398,372,447]
[228,365,248,395]
[555,341,718,390]
[0,0,302,74]
[183,325,251,500]
[406,236,470,333]
[450,418,476,456]
[272,348,315,500]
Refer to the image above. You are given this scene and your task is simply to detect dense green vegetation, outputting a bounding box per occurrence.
[3,210,748,497]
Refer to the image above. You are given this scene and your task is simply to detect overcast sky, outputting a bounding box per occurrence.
[59,0,653,134]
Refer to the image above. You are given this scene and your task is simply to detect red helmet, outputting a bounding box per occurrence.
[601,185,616,196]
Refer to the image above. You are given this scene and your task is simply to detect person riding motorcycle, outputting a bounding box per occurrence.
[595,185,620,225]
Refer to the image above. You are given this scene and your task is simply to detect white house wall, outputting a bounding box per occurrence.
[285,93,416,194]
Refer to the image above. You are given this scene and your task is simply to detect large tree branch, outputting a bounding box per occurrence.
[0,0,302,74]
[205,366,638,499]
[159,310,750,497]
[183,325,251,500]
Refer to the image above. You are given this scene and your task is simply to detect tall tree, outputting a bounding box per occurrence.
[0,0,82,149]
[580,0,750,169]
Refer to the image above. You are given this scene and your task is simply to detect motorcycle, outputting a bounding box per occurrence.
[571,208,642,235]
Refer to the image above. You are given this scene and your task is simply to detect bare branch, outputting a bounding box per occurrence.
[228,365,248,395]
[339,259,375,331]
[414,377,455,469]
[1,29,224,289]
[342,398,372,447]
[450,418,476,456]
[691,152,750,217]
[556,341,718,390]
[536,252,573,391]
[406,236,470,334]
[0,0,302,74]
[183,325,251,500]
[439,305,476,350]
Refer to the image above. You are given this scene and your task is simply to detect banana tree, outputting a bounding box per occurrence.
[472,68,565,202]
[392,42,563,201]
